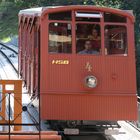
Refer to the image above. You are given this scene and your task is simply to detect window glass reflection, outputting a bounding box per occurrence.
[49,23,72,54]
[105,25,127,55]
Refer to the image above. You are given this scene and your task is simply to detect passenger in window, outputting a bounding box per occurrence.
[88,28,101,51]
[88,29,100,40]
[78,40,99,54]
[77,24,88,39]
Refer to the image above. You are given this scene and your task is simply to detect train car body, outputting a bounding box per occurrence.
[18,6,137,122]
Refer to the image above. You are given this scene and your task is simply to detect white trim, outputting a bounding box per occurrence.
[76,12,102,18]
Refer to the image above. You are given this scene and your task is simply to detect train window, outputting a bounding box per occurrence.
[76,12,102,22]
[49,11,71,20]
[76,24,101,54]
[104,12,126,23]
[49,23,72,54]
[105,25,127,56]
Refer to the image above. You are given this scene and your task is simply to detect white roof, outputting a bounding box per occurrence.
[19,7,43,15]
[19,6,134,20]
[19,6,63,16]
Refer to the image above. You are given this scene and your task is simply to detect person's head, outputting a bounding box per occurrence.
[84,40,92,50]
[92,29,98,37]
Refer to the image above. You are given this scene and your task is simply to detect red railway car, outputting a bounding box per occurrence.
[18,6,137,126]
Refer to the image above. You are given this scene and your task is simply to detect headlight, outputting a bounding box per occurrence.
[85,75,97,88]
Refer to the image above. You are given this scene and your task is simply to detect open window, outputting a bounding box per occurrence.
[105,25,127,56]
[48,23,72,54]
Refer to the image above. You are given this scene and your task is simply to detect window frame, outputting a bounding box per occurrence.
[75,22,101,55]
[47,10,129,56]
[104,22,128,57]
[74,10,104,56]
[48,20,72,55]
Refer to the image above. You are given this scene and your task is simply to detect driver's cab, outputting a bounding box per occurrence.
[48,11,128,56]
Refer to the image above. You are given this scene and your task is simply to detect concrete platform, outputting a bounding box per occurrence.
[106,121,140,140]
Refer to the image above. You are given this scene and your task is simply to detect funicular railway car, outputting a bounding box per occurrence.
[18,6,137,130]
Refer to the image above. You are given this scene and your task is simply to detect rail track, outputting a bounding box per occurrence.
[0,43,39,133]
[0,53,17,79]
[138,96,140,104]
[0,42,18,54]
[0,42,18,75]
[126,96,140,132]
[0,43,18,132]
[123,95,140,135]
[0,49,18,74]
[0,57,9,79]
[127,121,140,132]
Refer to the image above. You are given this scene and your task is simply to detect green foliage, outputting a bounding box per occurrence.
[25,0,94,6]
[0,1,19,38]
[94,0,122,8]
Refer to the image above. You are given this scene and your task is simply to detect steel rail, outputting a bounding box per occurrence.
[0,42,18,55]
[0,50,18,74]
[0,59,9,79]
[126,96,140,132]
[138,96,140,104]
[0,50,38,130]
[0,48,40,133]
[127,121,140,132]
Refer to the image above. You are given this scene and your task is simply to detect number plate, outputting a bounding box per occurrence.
[64,128,79,135]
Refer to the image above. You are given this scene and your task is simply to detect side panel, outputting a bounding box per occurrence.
[41,94,137,120]
[40,15,48,95]
[23,23,28,82]
[34,27,40,95]
[26,25,31,92]
[30,26,35,94]
[28,21,40,95]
